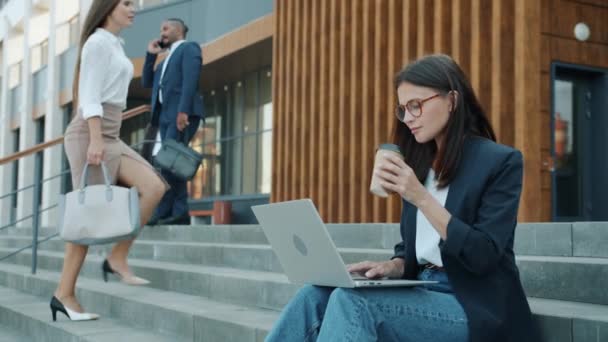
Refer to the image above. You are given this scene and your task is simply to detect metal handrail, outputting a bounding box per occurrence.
[0,105,151,166]
[0,233,59,263]
[0,170,70,201]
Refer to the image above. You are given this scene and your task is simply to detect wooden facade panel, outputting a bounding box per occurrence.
[336,0,346,221]
[541,171,552,190]
[540,188,552,220]
[542,0,608,45]
[457,0,472,76]
[326,0,340,222]
[270,0,283,203]
[570,0,608,8]
[541,35,608,72]
[300,0,311,201]
[541,110,552,152]
[273,0,605,222]
[515,0,543,221]
[371,1,389,221]
[404,0,418,63]
[541,72,551,112]
[499,0,515,146]
[317,0,330,219]
[360,0,375,222]
[349,0,363,222]
[284,0,295,201]
[385,0,403,221]
[307,1,318,206]
[434,0,452,54]
[292,0,302,201]
[476,0,493,130]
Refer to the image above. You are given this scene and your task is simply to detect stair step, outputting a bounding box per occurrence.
[1,262,606,342]
[0,323,31,342]
[0,263,277,342]
[0,238,392,272]
[0,248,298,311]
[7,222,608,258]
[516,255,608,305]
[514,222,608,258]
[4,221,608,257]
[0,224,402,249]
[0,285,184,342]
[529,297,608,342]
[2,247,607,310]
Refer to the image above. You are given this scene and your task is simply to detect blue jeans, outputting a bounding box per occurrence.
[265,269,469,342]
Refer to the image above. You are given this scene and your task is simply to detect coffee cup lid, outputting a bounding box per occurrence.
[377,143,402,155]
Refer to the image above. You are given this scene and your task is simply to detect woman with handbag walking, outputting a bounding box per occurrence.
[50,0,168,321]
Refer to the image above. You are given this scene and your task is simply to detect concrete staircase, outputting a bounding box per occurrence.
[0,222,606,341]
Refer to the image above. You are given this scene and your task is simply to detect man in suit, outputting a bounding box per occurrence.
[142,18,204,225]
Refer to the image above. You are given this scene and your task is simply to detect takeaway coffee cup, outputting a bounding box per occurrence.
[369,143,404,197]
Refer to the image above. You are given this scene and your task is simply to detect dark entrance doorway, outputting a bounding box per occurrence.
[552,64,608,221]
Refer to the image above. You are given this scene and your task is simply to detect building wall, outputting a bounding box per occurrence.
[538,0,608,221]
[271,0,608,223]
[121,0,273,58]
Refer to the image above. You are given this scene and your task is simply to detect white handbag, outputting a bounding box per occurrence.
[57,162,141,245]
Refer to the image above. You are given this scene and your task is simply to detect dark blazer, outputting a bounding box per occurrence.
[392,136,540,342]
[142,41,204,126]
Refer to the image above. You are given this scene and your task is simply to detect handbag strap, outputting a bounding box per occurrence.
[80,162,112,190]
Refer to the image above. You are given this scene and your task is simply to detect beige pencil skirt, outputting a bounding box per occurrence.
[64,103,169,190]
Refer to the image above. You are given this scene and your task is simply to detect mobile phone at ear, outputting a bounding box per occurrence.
[157,38,167,49]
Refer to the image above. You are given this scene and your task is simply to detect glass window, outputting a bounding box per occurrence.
[189,66,273,199]
[61,104,73,194]
[242,72,259,194]
[31,45,41,72]
[258,68,273,193]
[554,79,579,218]
[8,62,21,88]
[11,129,20,223]
[35,118,45,205]
[190,91,224,199]
[31,40,48,72]
[41,40,49,65]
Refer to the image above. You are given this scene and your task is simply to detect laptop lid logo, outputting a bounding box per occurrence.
[293,234,308,256]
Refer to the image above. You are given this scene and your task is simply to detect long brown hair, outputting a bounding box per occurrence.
[72,0,121,113]
[392,54,496,188]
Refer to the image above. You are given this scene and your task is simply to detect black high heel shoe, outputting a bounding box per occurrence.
[102,259,114,282]
[102,259,150,285]
[50,296,99,322]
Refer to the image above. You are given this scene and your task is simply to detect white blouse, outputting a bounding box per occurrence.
[415,169,449,267]
[78,28,134,119]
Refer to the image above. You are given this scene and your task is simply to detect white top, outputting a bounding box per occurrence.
[158,39,186,104]
[415,169,449,267]
[78,28,133,119]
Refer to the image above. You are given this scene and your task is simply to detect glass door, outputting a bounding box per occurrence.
[552,65,608,221]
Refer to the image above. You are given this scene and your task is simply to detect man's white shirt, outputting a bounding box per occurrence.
[158,39,186,104]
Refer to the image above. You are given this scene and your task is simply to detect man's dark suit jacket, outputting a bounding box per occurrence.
[142,41,204,126]
[392,136,540,342]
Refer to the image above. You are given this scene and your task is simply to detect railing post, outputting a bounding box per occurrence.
[31,151,42,274]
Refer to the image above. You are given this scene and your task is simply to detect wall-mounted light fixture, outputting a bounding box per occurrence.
[574,22,590,42]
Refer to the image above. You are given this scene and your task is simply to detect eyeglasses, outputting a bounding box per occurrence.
[395,93,442,121]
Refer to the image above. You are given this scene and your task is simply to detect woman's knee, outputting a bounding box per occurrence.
[294,285,333,306]
[327,288,362,308]
[141,176,166,202]
[299,284,331,298]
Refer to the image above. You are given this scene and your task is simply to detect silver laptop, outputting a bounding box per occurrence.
[251,199,437,288]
